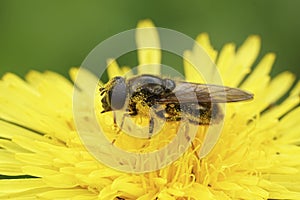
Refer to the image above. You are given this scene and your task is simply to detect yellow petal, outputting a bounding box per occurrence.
[184,36,221,84]
[112,176,145,197]
[241,53,275,91]
[157,189,176,200]
[183,50,205,83]
[0,120,45,142]
[264,71,295,104]
[98,185,118,199]
[89,168,122,178]
[259,179,300,199]
[12,135,48,153]
[0,139,29,153]
[290,80,300,96]
[22,166,57,177]
[136,19,161,75]
[195,33,218,62]
[262,94,299,120]
[217,43,236,84]
[137,191,158,200]
[0,179,46,193]
[26,71,73,104]
[30,71,73,96]
[166,187,185,196]
[69,67,101,94]
[214,181,243,190]
[0,150,21,164]
[227,35,261,87]
[37,189,95,199]
[263,173,300,191]
[1,73,39,97]
[107,58,123,78]
[121,66,134,78]
[0,163,24,176]
[279,106,300,129]
[15,153,53,166]
[43,174,79,188]
[0,188,51,200]
[184,183,215,199]
[278,107,300,143]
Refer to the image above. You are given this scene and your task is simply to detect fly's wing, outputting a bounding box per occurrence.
[157,81,253,104]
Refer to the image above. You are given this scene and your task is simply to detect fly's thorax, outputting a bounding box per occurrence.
[127,75,176,95]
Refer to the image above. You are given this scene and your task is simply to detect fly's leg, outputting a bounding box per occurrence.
[113,112,117,129]
[148,117,154,139]
[112,111,136,144]
[148,104,169,139]
[112,111,123,144]
[170,113,200,160]
[183,121,200,160]
[191,141,200,160]
[112,112,126,144]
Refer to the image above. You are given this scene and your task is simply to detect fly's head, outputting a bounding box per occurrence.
[99,76,128,113]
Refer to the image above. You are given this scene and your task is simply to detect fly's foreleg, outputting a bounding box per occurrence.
[112,111,125,144]
[112,111,136,144]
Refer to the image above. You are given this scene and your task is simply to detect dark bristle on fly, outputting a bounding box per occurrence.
[99,87,106,95]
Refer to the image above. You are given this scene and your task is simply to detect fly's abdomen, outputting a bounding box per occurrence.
[162,102,223,125]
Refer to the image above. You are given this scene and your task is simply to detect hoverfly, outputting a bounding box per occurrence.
[99,74,253,138]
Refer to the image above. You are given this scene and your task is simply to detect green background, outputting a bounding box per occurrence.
[0,0,299,79]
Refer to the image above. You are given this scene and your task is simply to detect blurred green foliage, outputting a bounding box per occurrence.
[0,0,299,79]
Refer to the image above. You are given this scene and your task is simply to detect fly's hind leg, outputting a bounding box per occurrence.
[183,122,200,160]
[148,104,165,139]
[167,114,200,160]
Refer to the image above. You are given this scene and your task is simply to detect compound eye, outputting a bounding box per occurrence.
[109,77,127,110]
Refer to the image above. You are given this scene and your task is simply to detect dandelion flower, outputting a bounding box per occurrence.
[0,19,300,200]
